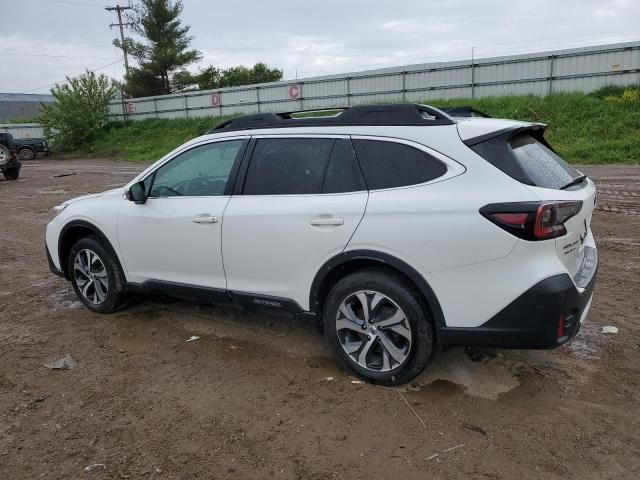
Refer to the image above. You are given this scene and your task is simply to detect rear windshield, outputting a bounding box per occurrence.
[509,134,582,190]
[471,129,584,190]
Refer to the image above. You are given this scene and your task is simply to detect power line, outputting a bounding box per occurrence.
[28,0,108,7]
[19,58,124,94]
[0,52,118,59]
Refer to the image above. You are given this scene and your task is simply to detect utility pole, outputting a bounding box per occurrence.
[470,46,475,99]
[106,4,133,77]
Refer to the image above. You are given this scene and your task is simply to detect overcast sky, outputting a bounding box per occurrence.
[0,0,638,94]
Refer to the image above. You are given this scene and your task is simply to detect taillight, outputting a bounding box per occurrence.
[480,201,582,241]
[9,150,17,161]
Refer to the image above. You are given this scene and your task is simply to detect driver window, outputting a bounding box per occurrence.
[149,139,245,197]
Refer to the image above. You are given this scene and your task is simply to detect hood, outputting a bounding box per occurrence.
[61,188,123,206]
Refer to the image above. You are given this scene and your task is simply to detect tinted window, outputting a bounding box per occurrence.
[149,140,245,197]
[509,134,582,190]
[244,138,334,195]
[322,139,366,193]
[352,139,447,190]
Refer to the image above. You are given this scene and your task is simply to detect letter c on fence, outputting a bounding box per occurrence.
[288,85,301,99]
[211,94,221,106]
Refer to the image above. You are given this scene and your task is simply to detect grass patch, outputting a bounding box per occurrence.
[77,116,233,162]
[430,92,640,164]
[73,91,639,164]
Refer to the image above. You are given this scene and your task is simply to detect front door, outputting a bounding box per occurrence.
[117,138,247,289]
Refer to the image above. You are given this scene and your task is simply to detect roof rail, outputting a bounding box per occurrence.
[441,106,492,118]
[207,104,455,133]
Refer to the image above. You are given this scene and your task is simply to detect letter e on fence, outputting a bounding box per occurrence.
[127,102,135,113]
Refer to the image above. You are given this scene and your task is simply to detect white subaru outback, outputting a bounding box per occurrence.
[46,104,597,385]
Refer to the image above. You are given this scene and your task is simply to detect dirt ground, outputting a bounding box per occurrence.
[0,158,639,480]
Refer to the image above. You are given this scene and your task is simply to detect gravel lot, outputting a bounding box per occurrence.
[1,158,639,479]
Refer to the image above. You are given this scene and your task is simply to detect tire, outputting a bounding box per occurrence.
[323,269,434,385]
[68,235,125,314]
[18,148,35,160]
[3,168,19,180]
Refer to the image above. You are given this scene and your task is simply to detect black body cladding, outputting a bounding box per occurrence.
[439,256,597,349]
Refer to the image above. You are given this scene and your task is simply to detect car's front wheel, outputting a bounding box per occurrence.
[68,236,125,313]
[323,270,434,385]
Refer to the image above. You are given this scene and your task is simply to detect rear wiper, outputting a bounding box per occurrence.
[560,174,587,190]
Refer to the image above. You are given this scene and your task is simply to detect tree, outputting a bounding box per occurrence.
[39,71,117,149]
[173,62,283,91]
[120,0,201,96]
[218,63,283,88]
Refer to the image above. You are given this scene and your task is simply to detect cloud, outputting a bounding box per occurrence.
[380,19,422,32]
[0,0,638,93]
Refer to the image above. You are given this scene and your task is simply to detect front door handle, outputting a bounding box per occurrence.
[192,214,218,224]
[310,217,344,226]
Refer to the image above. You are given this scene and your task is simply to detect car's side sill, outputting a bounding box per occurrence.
[124,280,314,319]
[125,280,231,305]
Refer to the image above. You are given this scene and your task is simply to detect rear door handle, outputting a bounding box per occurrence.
[192,214,218,224]
[310,217,344,226]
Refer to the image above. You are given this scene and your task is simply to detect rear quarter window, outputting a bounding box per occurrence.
[509,134,582,190]
[352,139,447,190]
[471,130,583,190]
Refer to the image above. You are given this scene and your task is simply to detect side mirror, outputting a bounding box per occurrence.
[128,181,147,204]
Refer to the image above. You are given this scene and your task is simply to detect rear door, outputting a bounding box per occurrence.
[222,135,368,310]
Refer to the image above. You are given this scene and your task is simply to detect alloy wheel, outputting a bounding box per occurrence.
[73,249,109,304]
[335,290,412,372]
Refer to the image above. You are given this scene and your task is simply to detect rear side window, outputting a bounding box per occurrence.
[243,138,365,195]
[244,138,332,195]
[471,130,583,190]
[352,139,447,190]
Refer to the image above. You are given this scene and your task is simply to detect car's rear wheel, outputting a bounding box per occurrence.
[3,168,19,180]
[68,236,125,313]
[323,270,434,385]
[18,148,35,160]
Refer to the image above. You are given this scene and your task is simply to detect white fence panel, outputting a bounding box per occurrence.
[108,41,640,121]
[0,123,45,138]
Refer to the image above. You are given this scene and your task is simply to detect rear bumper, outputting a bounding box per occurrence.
[439,246,597,349]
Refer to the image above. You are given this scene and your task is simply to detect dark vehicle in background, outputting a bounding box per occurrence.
[0,133,21,180]
[14,137,50,160]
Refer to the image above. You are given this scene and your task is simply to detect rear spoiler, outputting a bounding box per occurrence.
[463,124,547,147]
